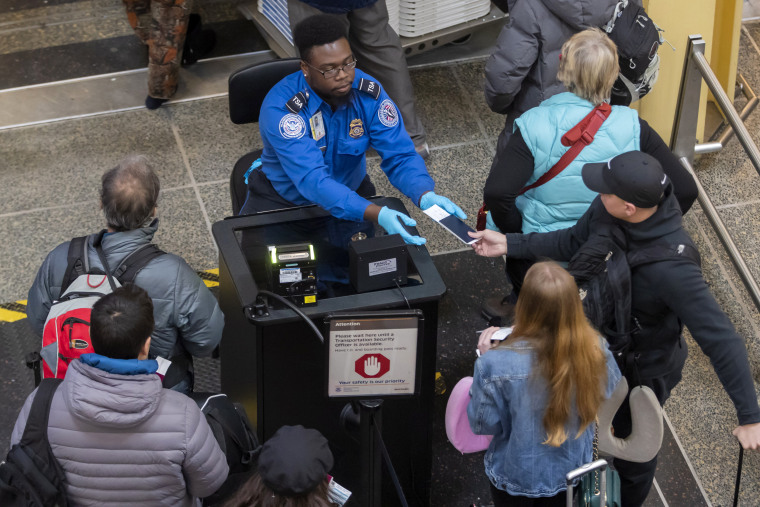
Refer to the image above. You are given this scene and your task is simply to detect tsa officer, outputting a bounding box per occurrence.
[240,14,465,245]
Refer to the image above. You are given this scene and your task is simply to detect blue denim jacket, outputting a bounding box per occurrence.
[467,338,621,497]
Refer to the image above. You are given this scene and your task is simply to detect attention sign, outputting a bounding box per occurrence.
[327,314,419,397]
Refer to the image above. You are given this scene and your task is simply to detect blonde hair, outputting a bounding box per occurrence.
[557,27,619,105]
[507,262,607,447]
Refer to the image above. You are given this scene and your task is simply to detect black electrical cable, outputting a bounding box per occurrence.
[258,289,324,344]
[372,414,409,507]
[393,278,411,309]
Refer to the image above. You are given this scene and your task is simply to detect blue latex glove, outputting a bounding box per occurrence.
[377,207,426,245]
[419,192,467,220]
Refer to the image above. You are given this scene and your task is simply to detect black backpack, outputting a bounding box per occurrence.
[60,233,166,294]
[568,226,700,372]
[0,379,67,507]
[604,0,662,106]
[192,393,259,505]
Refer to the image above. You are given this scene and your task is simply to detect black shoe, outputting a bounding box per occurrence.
[481,292,517,327]
[145,96,168,110]
[182,14,216,66]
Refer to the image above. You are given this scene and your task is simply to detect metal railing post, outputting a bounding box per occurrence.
[693,55,760,177]
[670,35,760,312]
[671,35,706,166]
[678,158,760,310]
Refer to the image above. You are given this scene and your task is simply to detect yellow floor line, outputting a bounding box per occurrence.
[0,307,26,322]
[2,270,220,321]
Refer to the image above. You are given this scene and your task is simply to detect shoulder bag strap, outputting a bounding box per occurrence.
[519,102,612,196]
[19,378,63,447]
[60,236,89,294]
[112,244,166,284]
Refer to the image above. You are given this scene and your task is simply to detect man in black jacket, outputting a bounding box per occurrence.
[469,151,760,507]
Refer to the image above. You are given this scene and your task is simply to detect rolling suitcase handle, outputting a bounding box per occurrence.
[566,459,608,507]
[733,444,743,507]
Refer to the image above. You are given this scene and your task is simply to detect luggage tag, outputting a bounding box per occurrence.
[310,111,325,141]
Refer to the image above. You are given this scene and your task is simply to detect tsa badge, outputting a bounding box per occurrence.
[279,113,306,139]
[378,99,399,127]
[349,119,364,138]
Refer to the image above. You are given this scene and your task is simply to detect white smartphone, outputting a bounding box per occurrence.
[423,205,478,245]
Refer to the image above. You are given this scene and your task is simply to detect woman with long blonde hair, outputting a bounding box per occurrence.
[468,261,621,506]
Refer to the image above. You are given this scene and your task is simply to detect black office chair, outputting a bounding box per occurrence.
[228,58,302,215]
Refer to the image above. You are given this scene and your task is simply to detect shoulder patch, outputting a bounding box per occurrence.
[279,114,306,139]
[377,99,399,128]
[358,78,381,100]
[285,91,309,113]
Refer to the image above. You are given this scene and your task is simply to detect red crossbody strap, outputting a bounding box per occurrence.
[519,102,612,195]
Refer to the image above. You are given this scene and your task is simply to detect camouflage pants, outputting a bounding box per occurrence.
[123,0,192,99]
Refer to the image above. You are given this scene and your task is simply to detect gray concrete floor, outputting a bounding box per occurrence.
[3,1,760,505]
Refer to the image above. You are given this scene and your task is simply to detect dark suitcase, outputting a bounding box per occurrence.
[566,458,621,507]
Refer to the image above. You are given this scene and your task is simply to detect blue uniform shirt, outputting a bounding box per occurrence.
[259,69,435,221]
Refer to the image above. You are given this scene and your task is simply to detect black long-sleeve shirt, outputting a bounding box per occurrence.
[506,187,760,425]
[484,119,698,234]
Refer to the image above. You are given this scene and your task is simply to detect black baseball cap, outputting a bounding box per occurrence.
[582,151,668,208]
[258,425,333,496]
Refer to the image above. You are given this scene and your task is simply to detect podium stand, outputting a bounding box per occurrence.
[212,197,445,506]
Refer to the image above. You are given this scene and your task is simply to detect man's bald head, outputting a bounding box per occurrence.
[101,155,160,232]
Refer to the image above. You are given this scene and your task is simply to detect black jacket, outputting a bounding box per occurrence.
[506,185,760,425]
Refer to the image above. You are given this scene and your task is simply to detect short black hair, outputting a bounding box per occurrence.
[90,285,154,360]
[292,15,347,63]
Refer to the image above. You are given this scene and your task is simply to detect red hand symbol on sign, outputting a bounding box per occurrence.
[355,353,390,378]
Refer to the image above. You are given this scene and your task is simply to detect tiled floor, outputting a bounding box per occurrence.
[3,1,760,505]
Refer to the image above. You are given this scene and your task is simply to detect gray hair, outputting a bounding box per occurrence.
[101,155,160,232]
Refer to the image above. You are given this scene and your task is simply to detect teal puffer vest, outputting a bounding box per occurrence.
[514,92,640,233]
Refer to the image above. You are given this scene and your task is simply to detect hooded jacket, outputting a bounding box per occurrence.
[10,358,229,506]
[485,0,617,118]
[27,221,223,360]
[505,185,760,425]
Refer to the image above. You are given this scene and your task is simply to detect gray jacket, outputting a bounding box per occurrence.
[485,0,618,119]
[27,221,223,360]
[10,359,229,506]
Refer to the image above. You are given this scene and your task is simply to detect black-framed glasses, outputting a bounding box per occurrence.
[304,58,358,79]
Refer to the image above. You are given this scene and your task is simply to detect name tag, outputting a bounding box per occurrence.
[310,111,325,141]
